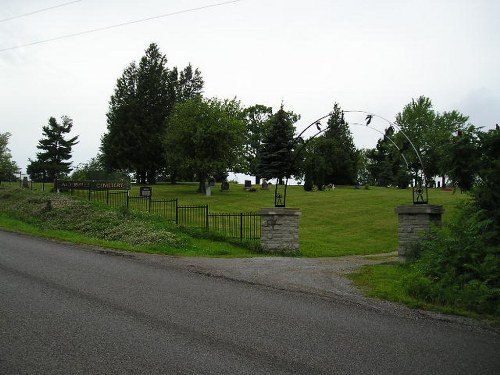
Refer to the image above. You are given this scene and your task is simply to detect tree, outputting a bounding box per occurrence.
[27,116,79,184]
[71,154,129,181]
[367,126,410,188]
[475,126,500,232]
[242,104,273,184]
[0,132,18,181]
[164,97,245,193]
[302,103,359,189]
[445,126,481,192]
[101,43,204,184]
[258,105,299,184]
[395,96,469,185]
[175,63,204,102]
[321,103,358,185]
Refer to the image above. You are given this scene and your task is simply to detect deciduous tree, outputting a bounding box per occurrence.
[242,104,273,184]
[164,97,245,193]
[0,132,18,181]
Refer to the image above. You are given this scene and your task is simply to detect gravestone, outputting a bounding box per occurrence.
[221,180,230,192]
[140,186,152,198]
[261,179,269,190]
[22,177,29,189]
[244,180,252,190]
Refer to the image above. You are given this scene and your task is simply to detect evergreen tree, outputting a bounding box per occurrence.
[321,103,358,185]
[27,116,79,184]
[175,63,204,102]
[101,43,204,184]
[445,126,480,192]
[367,126,410,187]
[302,103,359,188]
[258,105,299,184]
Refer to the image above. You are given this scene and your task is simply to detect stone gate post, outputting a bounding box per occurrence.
[260,208,301,254]
[395,205,444,262]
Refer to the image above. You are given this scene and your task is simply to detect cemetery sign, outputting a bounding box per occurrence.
[57,180,130,191]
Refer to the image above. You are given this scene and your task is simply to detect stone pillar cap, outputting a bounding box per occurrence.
[395,204,445,214]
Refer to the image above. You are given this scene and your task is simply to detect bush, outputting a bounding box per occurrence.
[404,201,500,315]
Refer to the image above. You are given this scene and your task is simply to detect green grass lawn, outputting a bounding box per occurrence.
[129,182,464,257]
[9,181,466,257]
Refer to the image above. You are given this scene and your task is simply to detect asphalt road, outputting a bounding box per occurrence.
[1,230,499,374]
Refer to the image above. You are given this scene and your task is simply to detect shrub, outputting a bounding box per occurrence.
[404,201,500,315]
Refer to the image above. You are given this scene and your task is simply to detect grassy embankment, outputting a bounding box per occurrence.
[0,181,464,257]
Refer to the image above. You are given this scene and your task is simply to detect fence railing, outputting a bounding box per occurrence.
[208,212,262,241]
[177,204,209,229]
[58,187,261,242]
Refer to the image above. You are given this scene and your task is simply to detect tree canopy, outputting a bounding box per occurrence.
[241,104,273,184]
[101,43,203,184]
[164,97,245,193]
[395,96,469,185]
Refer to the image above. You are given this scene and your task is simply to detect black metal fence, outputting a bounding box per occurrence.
[59,187,261,242]
[208,212,262,241]
[177,204,209,229]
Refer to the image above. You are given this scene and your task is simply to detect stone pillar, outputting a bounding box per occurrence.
[395,205,444,261]
[260,208,301,254]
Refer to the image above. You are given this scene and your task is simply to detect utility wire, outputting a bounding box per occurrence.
[0,0,244,53]
[0,0,82,23]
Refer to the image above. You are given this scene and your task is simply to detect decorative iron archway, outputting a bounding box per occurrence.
[273,110,428,207]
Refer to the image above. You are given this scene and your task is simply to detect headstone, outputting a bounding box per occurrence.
[206,185,212,196]
[140,186,152,198]
[244,180,252,190]
[221,180,230,192]
[261,179,269,190]
[22,177,29,189]
[208,178,216,187]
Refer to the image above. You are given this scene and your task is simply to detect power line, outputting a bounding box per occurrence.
[0,0,83,23]
[0,0,244,53]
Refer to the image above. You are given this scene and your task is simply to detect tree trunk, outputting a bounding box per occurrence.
[138,171,146,185]
[170,172,177,184]
[147,170,156,185]
[197,176,207,194]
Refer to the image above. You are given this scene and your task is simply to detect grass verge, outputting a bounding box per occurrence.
[349,262,500,323]
[0,187,258,257]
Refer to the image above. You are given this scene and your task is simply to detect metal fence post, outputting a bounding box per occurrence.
[205,205,209,230]
[175,199,179,225]
[240,213,244,241]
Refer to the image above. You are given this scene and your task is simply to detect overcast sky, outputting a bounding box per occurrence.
[1,0,499,174]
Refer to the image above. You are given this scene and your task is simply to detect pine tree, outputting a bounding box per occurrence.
[27,116,79,184]
[258,105,299,184]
